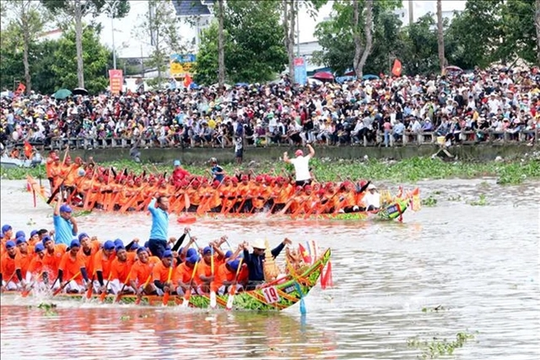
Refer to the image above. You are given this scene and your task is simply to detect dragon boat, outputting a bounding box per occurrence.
[2,248,331,311]
[27,173,420,222]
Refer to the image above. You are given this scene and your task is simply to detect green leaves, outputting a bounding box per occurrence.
[194,0,287,84]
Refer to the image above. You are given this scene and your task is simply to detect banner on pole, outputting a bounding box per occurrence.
[294,57,307,85]
[109,69,123,94]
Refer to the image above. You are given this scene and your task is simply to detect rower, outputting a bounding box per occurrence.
[243,238,291,290]
[110,246,135,295]
[130,247,160,296]
[0,241,25,291]
[57,239,89,294]
[174,252,200,296]
[152,250,176,296]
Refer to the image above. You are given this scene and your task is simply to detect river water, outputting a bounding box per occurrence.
[0,179,538,360]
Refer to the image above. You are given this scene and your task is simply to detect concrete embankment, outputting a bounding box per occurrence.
[69,144,536,165]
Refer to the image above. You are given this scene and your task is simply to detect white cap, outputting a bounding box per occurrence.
[367,183,376,190]
[251,239,266,250]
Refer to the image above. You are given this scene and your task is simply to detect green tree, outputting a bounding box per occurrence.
[0,24,25,91]
[41,0,130,88]
[52,25,111,94]
[4,0,50,94]
[400,14,439,75]
[195,0,287,84]
[132,0,185,87]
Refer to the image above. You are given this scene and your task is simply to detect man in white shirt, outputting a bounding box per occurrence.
[283,143,315,186]
[363,184,380,211]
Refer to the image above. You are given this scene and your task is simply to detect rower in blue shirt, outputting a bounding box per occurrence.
[242,238,292,290]
[147,196,170,259]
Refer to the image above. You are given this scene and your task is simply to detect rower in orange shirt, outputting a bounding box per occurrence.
[0,241,24,291]
[27,230,40,251]
[78,233,100,279]
[15,237,32,279]
[92,240,115,294]
[129,247,160,295]
[42,236,67,282]
[174,251,200,295]
[214,258,243,295]
[110,245,135,295]
[57,239,90,293]
[152,250,176,296]
[196,246,216,293]
[26,243,49,288]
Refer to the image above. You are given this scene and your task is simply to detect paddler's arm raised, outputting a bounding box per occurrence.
[283,151,291,163]
[271,238,292,258]
[306,143,315,159]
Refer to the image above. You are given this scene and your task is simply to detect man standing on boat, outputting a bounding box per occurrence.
[53,198,78,246]
[243,238,292,290]
[283,143,315,186]
[147,196,170,259]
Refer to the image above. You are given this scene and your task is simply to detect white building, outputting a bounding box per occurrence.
[171,0,214,52]
[393,0,463,27]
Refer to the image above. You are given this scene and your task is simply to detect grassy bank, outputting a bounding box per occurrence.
[2,156,540,185]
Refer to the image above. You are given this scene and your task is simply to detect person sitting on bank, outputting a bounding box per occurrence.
[363,183,380,211]
[283,143,315,186]
[242,238,292,290]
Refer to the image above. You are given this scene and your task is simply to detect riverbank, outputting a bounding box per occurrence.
[2,155,540,185]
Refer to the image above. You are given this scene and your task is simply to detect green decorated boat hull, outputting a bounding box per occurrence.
[3,249,331,311]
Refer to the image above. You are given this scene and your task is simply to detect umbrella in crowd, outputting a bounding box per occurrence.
[313,71,334,82]
[53,89,72,100]
[362,74,380,80]
[73,88,89,96]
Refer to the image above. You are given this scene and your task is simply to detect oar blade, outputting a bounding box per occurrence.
[210,290,217,309]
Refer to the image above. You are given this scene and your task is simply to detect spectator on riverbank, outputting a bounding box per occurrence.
[1,66,539,155]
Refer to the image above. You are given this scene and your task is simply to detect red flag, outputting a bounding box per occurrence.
[392,59,402,77]
[298,243,312,264]
[16,83,26,95]
[184,73,193,88]
[322,261,333,288]
[24,140,33,159]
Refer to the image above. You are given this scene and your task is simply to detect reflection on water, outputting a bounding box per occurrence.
[1,179,539,359]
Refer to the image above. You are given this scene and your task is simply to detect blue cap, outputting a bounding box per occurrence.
[136,246,147,254]
[129,242,140,251]
[103,240,115,250]
[114,239,124,248]
[30,230,39,237]
[1,224,12,234]
[5,241,16,249]
[186,248,197,257]
[173,160,181,166]
[78,233,89,242]
[163,250,173,258]
[34,243,45,253]
[70,239,80,248]
[186,254,200,263]
[144,241,150,248]
[225,250,233,258]
[59,204,72,213]
[16,237,26,245]
[116,245,125,252]
[227,259,240,271]
[15,230,25,240]
[203,246,212,255]
[42,236,53,245]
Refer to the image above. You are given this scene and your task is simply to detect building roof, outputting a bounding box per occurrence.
[172,0,213,17]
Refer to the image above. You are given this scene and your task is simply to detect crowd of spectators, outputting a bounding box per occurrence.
[1,66,539,155]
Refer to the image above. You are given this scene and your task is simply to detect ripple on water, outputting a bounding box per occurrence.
[0,179,539,359]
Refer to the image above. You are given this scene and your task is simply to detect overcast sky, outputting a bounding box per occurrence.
[96,0,467,58]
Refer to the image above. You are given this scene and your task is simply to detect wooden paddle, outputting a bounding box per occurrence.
[226,258,243,311]
[99,273,112,303]
[209,247,216,309]
[135,274,152,305]
[22,271,45,297]
[182,261,199,308]
[115,267,134,303]
[162,264,174,306]
[86,275,95,299]
[52,271,81,296]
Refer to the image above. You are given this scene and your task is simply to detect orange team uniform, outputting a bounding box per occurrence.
[42,244,67,276]
[63,163,80,188]
[252,185,271,209]
[17,252,32,279]
[1,252,22,283]
[196,258,217,284]
[81,241,101,277]
[130,256,160,286]
[213,262,236,291]
[27,255,46,279]
[152,261,175,284]
[110,257,135,284]
[275,184,293,205]
[93,249,114,279]
[174,262,198,286]
[58,252,86,284]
